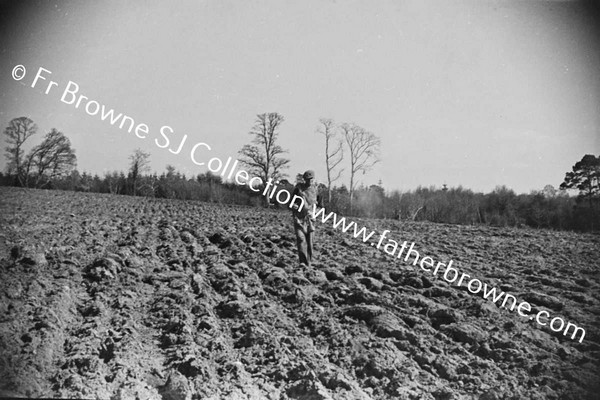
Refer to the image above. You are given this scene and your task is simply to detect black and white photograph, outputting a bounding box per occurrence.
[0,1,599,399]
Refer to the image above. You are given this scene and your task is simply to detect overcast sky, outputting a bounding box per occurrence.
[1,0,598,194]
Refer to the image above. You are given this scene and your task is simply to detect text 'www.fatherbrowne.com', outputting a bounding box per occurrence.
[309,204,586,343]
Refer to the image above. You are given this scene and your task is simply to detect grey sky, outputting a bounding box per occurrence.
[1,0,598,194]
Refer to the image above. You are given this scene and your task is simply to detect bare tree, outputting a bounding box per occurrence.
[3,116,38,186]
[238,112,290,195]
[104,171,124,194]
[340,123,381,214]
[317,118,344,204]
[129,149,151,196]
[25,128,77,187]
[542,184,557,198]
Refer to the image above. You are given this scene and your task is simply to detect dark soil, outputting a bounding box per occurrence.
[0,187,599,399]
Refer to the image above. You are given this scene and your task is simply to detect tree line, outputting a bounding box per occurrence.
[235,112,599,231]
[2,115,599,231]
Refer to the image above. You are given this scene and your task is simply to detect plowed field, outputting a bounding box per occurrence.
[0,187,599,399]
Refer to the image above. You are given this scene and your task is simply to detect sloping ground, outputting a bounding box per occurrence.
[0,186,598,400]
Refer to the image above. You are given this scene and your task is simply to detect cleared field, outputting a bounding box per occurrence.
[0,187,598,399]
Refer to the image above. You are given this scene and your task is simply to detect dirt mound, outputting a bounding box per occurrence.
[0,187,599,399]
